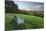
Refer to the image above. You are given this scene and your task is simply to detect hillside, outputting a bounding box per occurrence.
[5,13,44,31]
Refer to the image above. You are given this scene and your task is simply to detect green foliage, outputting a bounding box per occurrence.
[5,1,18,13]
[33,13,44,18]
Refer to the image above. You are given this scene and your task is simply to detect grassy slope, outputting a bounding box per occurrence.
[5,13,44,30]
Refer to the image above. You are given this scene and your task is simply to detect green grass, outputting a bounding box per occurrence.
[5,13,44,31]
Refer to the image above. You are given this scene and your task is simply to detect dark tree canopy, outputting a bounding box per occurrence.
[5,1,18,13]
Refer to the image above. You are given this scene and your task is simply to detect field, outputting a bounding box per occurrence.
[5,13,44,31]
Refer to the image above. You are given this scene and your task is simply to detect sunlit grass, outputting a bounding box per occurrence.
[5,13,44,31]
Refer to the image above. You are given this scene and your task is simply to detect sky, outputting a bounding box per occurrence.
[13,1,44,11]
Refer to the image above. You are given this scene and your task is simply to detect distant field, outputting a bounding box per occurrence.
[5,13,44,31]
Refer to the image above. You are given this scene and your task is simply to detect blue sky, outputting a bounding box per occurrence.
[14,1,44,11]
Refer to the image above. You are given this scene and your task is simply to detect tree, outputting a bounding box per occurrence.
[5,1,18,13]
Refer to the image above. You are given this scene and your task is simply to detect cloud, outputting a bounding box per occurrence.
[14,1,44,11]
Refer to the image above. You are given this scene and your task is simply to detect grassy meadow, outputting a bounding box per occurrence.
[5,1,44,31]
[5,13,44,31]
